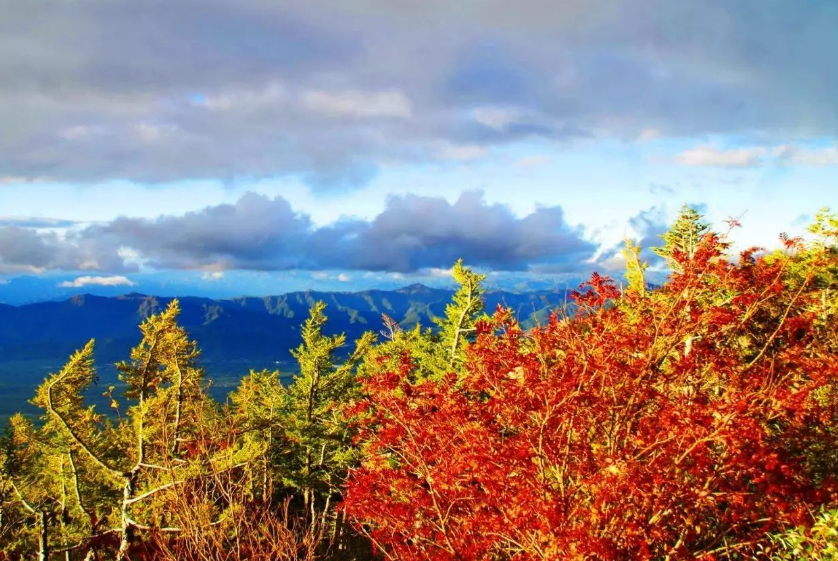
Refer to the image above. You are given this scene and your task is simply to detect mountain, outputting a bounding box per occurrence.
[0,285,572,421]
[0,285,573,364]
[0,273,587,306]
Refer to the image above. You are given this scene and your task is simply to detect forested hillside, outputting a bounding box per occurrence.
[0,286,572,422]
[0,285,571,365]
[1,207,837,560]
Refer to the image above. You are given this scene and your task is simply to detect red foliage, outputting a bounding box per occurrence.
[343,240,838,560]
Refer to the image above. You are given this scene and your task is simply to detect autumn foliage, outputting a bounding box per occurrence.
[1,208,837,560]
[343,219,838,559]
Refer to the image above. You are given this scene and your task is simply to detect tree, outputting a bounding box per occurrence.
[621,238,648,294]
[343,219,838,560]
[27,300,226,560]
[228,368,287,507]
[434,259,486,369]
[281,301,375,536]
[653,204,711,271]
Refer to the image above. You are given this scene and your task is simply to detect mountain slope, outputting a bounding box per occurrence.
[0,285,572,366]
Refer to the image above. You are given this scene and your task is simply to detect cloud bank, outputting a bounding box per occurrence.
[1,0,836,187]
[0,192,596,275]
[58,276,136,288]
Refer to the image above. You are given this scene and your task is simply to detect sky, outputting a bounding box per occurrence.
[0,0,836,300]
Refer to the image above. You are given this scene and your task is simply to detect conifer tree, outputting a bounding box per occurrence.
[1,415,58,560]
[282,301,375,530]
[357,260,488,384]
[434,259,486,368]
[621,238,648,294]
[28,300,221,560]
[228,368,286,505]
[653,204,711,271]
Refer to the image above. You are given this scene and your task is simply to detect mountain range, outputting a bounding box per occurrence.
[0,284,572,421]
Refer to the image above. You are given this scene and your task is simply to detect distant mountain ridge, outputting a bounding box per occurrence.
[0,284,573,367]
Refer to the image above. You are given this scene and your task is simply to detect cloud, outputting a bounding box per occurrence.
[301,89,413,119]
[516,155,551,168]
[774,144,838,166]
[673,143,838,168]
[648,183,675,196]
[0,226,126,275]
[1,0,835,187]
[637,129,662,142]
[596,206,670,272]
[59,275,135,288]
[437,143,488,161]
[473,106,521,130]
[89,192,313,271]
[675,146,766,168]
[307,191,596,272]
[0,216,82,229]
[10,191,594,274]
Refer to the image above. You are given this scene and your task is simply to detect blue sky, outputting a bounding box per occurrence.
[0,0,836,299]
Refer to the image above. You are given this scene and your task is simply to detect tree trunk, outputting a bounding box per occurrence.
[38,511,49,561]
[332,508,345,550]
[116,470,138,561]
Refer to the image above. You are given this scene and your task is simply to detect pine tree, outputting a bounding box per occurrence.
[228,368,286,506]
[621,238,648,294]
[653,204,711,271]
[28,300,219,560]
[434,259,486,368]
[282,301,375,531]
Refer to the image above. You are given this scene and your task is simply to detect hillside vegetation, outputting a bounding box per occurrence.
[1,207,837,560]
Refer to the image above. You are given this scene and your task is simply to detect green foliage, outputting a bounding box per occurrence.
[653,204,711,271]
[769,509,838,560]
[282,302,375,521]
[809,207,838,244]
[434,259,487,368]
[0,239,835,560]
[621,238,648,294]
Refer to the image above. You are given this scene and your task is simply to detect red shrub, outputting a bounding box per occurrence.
[343,239,838,560]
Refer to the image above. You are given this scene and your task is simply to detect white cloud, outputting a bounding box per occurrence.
[637,128,662,142]
[0,176,49,185]
[201,271,225,281]
[310,272,351,282]
[59,275,135,288]
[674,143,838,169]
[516,155,551,168]
[774,144,838,166]
[437,142,488,161]
[474,106,520,130]
[58,125,106,141]
[197,83,288,111]
[428,267,453,277]
[133,122,178,142]
[301,89,412,119]
[675,145,766,167]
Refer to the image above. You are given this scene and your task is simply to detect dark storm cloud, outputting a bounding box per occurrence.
[0,0,835,186]
[3,192,594,274]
